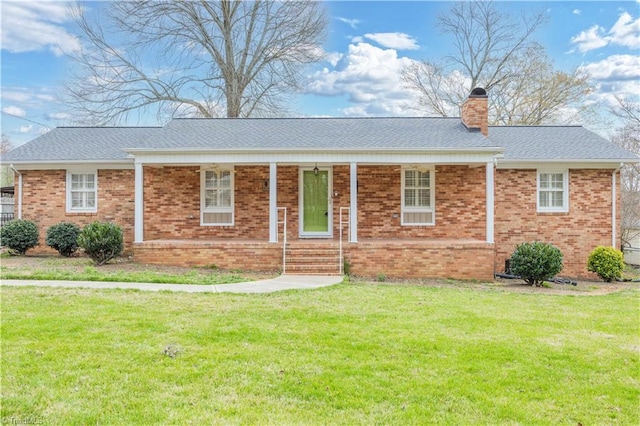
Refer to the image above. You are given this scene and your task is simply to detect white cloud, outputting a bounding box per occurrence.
[305,42,419,116]
[336,17,361,29]
[571,12,640,52]
[364,32,419,50]
[609,12,640,49]
[1,88,56,109]
[579,54,640,107]
[0,1,81,56]
[580,54,640,81]
[325,52,343,67]
[571,25,608,52]
[19,125,33,133]
[2,106,26,117]
[573,9,581,15]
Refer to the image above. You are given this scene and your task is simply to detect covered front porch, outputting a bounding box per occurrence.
[128,147,501,279]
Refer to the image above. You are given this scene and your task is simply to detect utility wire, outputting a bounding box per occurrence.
[1,111,51,129]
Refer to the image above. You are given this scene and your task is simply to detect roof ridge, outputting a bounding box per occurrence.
[489,125,584,128]
[169,116,461,121]
[56,126,162,129]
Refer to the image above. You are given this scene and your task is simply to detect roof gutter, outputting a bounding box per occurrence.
[612,163,623,248]
[0,159,133,166]
[9,164,22,219]
[123,146,505,155]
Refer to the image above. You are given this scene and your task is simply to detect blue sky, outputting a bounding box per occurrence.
[1,1,639,147]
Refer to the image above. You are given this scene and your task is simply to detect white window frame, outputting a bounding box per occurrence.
[537,169,569,213]
[66,170,98,213]
[401,167,435,226]
[200,167,234,226]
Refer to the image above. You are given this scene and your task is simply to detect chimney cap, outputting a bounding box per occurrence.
[469,87,487,98]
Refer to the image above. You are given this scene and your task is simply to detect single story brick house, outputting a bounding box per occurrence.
[3,90,638,280]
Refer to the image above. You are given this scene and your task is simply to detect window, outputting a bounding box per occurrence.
[402,168,434,225]
[537,170,568,212]
[201,168,234,225]
[66,171,97,213]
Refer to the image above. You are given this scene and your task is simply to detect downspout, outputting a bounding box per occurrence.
[612,163,622,248]
[9,164,22,219]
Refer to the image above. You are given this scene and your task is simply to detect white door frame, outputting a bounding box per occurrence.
[298,166,333,238]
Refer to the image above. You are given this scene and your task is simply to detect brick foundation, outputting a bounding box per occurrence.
[346,240,495,281]
[134,240,283,272]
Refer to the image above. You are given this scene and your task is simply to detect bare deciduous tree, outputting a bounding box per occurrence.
[611,97,640,250]
[402,1,592,124]
[1,134,12,155]
[64,0,327,124]
[490,45,593,125]
[1,134,15,187]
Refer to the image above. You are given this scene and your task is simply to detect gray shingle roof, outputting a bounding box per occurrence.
[490,126,638,161]
[146,117,493,150]
[2,127,161,162]
[3,118,637,164]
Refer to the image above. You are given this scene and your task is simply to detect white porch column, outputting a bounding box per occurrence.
[134,162,144,243]
[269,162,278,243]
[486,161,495,244]
[350,162,358,243]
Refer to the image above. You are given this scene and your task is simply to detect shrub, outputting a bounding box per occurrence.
[509,241,563,287]
[0,219,39,255]
[78,222,124,266]
[46,222,81,257]
[587,246,624,282]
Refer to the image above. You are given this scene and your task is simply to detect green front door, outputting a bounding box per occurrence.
[302,169,330,235]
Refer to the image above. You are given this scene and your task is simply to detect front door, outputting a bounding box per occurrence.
[300,167,332,237]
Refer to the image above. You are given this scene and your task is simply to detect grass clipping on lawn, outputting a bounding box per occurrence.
[1,284,638,424]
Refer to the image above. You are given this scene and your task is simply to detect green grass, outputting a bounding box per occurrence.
[0,264,250,285]
[1,284,638,424]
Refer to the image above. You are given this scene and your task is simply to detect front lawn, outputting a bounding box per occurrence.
[1,284,638,424]
[0,255,272,284]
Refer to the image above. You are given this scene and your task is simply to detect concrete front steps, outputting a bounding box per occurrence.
[284,241,342,275]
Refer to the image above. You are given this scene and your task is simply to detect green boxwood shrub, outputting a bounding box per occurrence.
[587,246,624,282]
[509,241,563,287]
[78,222,124,266]
[0,219,39,255]
[46,222,81,257]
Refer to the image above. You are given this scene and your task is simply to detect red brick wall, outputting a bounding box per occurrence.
[17,169,135,252]
[273,165,353,240]
[143,165,271,240]
[461,95,488,136]
[18,165,618,280]
[346,240,495,281]
[135,240,282,272]
[356,165,486,240]
[332,165,352,238]
[495,168,618,278]
[276,166,299,240]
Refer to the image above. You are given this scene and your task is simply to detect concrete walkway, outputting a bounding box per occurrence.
[0,275,344,294]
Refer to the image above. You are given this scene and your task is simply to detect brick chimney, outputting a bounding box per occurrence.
[461,87,488,136]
